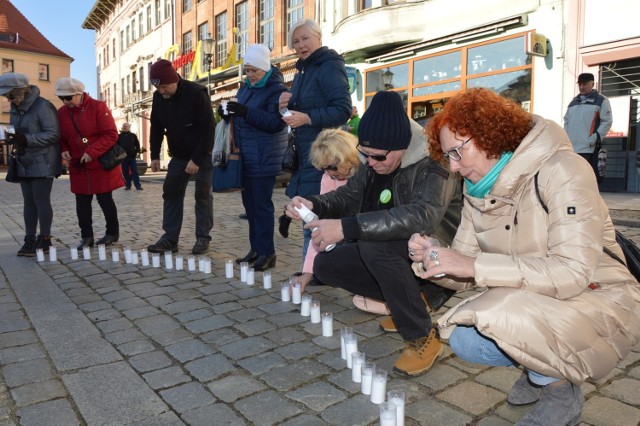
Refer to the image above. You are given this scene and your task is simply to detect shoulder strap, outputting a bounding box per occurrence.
[534,171,626,267]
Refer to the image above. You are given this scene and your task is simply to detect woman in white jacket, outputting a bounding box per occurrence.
[409,88,640,426]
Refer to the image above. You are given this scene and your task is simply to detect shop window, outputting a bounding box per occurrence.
[413,81,461,97]
[413,51,461,85]
[366,62,409,93]
[467,36,530,76]
[467,69,532,104]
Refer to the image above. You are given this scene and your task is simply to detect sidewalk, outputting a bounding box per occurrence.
[0,175,638,425]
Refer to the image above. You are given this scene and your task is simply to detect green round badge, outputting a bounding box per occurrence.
[379,189,392,204]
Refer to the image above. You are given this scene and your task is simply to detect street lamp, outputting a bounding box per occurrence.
[201,34,215,97]
[382,68,394,90]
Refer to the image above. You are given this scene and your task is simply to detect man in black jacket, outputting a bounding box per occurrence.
[148,59,216,255]
[117,123,142,190]
[286,91,462,376]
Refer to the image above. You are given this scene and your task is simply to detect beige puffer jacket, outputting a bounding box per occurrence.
[436,116,640,385]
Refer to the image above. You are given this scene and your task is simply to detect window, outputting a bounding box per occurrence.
[139,66,145,91]
[139,12,144,37]
[155,0,161,25]
[120,78,125,104]
[113,82,117,107]
[198,22,209,42]
[146,6,152,32]
[183,31,193,77]
[132,70,137,92]
[120,30,124,52]
[112,38,116,60]
[215,12,227,67]
[126,25,130,47]
[286,0,304,44]
[38,64,49,81]
[235,1,249,56]
[259,0,275,50]
[183,0,192,13]
[98,53,102,71]
[2,59,13,73]
[131,18,136,41]
[103,47,108,67]
[165,0,171,19]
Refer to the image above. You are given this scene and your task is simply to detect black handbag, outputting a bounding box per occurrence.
[282,130,298,173]
[99,144,127,170]
[607,231,640,282]
[5,150,19,183]
[69,110,126,170]
[212,118,243,192]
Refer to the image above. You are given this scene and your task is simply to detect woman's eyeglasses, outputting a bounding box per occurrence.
[443,137,472,161]
[321,165,338,172]
[58,95,74,102]
[357,147,390,162]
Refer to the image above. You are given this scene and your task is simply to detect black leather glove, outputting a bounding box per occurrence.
[217,104,230,122]
[227,101,248,117]
[12,132,27,155]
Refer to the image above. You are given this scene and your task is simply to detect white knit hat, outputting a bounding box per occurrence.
[243,44,271,72]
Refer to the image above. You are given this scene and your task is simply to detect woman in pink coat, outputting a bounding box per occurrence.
[56,77,124,249]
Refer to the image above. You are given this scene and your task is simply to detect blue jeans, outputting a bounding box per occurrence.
[121,157,141,189]
[241,176,276,256]
[161,158,213,243]
[450,325,560,386]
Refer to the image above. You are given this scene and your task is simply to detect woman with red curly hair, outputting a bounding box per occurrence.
[408,88,640,425]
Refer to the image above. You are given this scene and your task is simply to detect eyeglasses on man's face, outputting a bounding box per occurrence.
[357,146,390,162]
[442,137,472,161]
[58,95,74,102]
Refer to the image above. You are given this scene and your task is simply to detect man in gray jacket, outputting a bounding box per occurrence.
[286,91,462,376]
[563,72,612,180]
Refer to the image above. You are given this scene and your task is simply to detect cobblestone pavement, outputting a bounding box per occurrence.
[0,173,638,426]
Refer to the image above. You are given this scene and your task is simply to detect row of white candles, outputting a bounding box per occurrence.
[39,246,403,423]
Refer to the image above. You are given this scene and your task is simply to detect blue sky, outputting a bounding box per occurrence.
[12,0,97,96]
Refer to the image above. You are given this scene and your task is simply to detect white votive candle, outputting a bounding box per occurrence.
[310,300,321,323]
[49,246,57,262]
[131,251,139,265]
[198,256,205,272]
[379,401,397,426]
[141,249,149,266]
[98,244,106,260]
[387,390,405,426]
[187,255,196,271]
[361,362,376,395]
[300,294,312,316]
[175,255,183,271]
[70,247,78,260]
[247,268,254,285]
[292,283,302,304]
[240,262,248,282]
[111,248,119,262]
[164,251,173,269]
[341,327,353,360]
[345,334,358,368]
[370,370,388,404]
[322,312,333,337]
[352,352,365,383]
[263,271,272,289]
[83,247,91,260]
[281,282,291,302]
[124,246,132,263]
[204,258,211,274]
[225,260,234,278]
[36,248,45,262]
[152,253,160,267]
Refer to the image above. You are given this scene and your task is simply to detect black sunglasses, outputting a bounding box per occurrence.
[357,146,390,162]
[321,165,338,172]
[58,95,73,101]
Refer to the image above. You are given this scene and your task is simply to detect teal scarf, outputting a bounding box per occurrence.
[244,68,273,89]
[465,152,513,198]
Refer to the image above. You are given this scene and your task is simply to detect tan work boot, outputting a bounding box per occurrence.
[393,329,443,376]
[379,291,431,333]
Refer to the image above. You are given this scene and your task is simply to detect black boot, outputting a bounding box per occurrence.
[254,254,276,271]
[35,235,52,253]
[236,250,259,264]
[278,214,292,238]
[17,235,37,257]
[77,237,94,250]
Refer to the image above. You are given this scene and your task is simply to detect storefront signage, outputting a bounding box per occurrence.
[346,67,357,94]
[173,50,196,70]
[526,33,548,57]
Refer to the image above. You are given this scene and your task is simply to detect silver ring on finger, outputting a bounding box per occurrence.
[428,250,439,261]
[409,249,415,257]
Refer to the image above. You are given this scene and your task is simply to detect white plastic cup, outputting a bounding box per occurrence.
[352,352,365,383]
[141,249,150,266]
[281,282,291,302]
[321,312,333,337]
[175,255,184,271]
[83,247,91,260]
[49,246,57,262]
[240,262,248,282]
[98,244,106,260]
[387,390,405,426]
[361,362,376,395]
[310,300,321,323]
[124,246,132,263]
[247,267,254,285]
[345,334,358,368]
[225,259,234,278]
[379,401,398,426]
[300,294,312,316]
[111,248,119,262]
[164,251,173,270]
[36,248,45,262]
[204,258,211,274]
[131,251,139,265]
[292,283,302,304]
[152,253,160,268]
[370,369,388,404]
[341,327,353,360]
[263,271,272,289]
[70,247,78,260]
[187,255,196,271]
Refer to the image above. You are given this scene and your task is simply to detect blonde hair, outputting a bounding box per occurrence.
[288,19,322,50]
[310,129,360,179]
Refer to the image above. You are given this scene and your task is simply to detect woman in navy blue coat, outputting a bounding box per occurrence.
[221,44,288,271]
[278,19,352,259]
